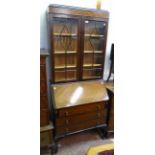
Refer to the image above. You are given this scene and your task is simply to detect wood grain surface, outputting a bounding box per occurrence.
[52,80,109,109]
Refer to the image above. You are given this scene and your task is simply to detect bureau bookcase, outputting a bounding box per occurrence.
[47,5,110,153]
[47,5,109,83]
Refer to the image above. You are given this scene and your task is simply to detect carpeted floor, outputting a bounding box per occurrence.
[41,130,114,155]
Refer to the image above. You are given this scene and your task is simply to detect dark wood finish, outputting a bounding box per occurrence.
[56,110,106,126]
[56,118,105,136]
[56,102,107,117]
[47,5,109,84]
[40,51,57,154]
[40,122,56,155]
[55,104,107,137]
[40,95,48,109]
[40,109,49,126]
[40,55,49,126]
[107,90,114,133]
[40,130,52,147]
[51,81,109,139]
[48,5,109,19]
[105,83,114,137]
[47,5,110,153]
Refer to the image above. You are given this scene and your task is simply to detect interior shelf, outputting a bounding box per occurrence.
[84,34,104,38]
[54,51,77,54]
[55,65,77,69]
[84,51,103,54]
[54,33,77,37]
[83,64,102,67]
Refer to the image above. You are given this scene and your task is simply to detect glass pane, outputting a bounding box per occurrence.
[83,68,102,79]
[67,54,77,68]
[84,37,104,52]
[52,17,78,82]
[84,20,106,36]
[55,71,66,82]
[66,70,77,81]
[83,20,106,79]
[54,55,65,69]
[53,18,78,53]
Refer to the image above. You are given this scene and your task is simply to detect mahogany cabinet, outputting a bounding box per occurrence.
[47,5,110,153]
[47,5,109,83]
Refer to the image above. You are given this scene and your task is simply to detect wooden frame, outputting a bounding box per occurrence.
[47,4,109,84]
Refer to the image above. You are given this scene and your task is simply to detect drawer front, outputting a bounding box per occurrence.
[40,65,46,80]
[40,56,46,65]
[56,110,106,127]
[56,118,105,135]
[40,95,48,109]
[40,80,47,95]
[57,102,107,117]
[40,109,49,126]
[40,130,52,147]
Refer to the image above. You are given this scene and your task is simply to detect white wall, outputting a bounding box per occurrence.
[40,0,114,80]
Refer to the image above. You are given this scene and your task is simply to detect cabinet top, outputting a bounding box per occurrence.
[51,80,109,109]
[48,4,109,19]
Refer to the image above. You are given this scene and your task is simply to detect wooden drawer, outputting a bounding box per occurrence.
[40,65,46,80]
[40,56,46,65]
[57,102,107,117]
[40,109,49,126]
[40,95,48,109]
[56,110,106,127]
[40,80,47,95]
[40,130,52,147]
[56,118,105,135]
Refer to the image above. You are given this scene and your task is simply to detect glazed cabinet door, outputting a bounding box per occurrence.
[49,15,80,83]
[82,19,108,80]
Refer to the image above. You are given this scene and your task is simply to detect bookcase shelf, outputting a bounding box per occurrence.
[54,33,77,37]
[54,51,77,54]
[84,34,104,38]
